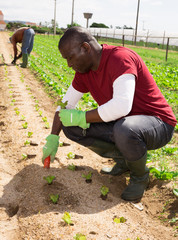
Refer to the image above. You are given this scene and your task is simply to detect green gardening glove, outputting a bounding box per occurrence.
[42,134,59,163]
[59,109,90,129]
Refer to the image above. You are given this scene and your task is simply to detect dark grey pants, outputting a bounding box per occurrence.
[62,115,174,162]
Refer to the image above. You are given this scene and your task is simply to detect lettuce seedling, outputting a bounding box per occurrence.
[62,211,73,225]
[59,141,64,147]
[24,140,30,146]
[73,233,87,240]
[68,163,76,171]
[22,122,28,129]
[43,175,55,185]
[27,131,33,138]
[20,115,25,121]
[82,172,92,183]
[67,152,75,159]
[50,194,59,204]
[42,117,47,122]
[100,185,109,200]
[113,217,126,223]
[22,153,27,160]
[57,99,68,109]
[45,122,50,129]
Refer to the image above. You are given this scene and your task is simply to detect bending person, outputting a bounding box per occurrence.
[9,27,35,68]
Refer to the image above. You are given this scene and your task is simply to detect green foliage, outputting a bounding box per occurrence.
[43,175,55,185]
[73,233,86,240]
[22,122,28,129]
[24,140,30,146]
[82,172,92,180]
[90,22,109,28]
[62,212,73,225]
[27,131,33,138]
[100,185,109,196]
[149,167,178,180]
[68,163,76,171]
[113,217,127,223]
[67,152,75,159]
[49,194,59,204]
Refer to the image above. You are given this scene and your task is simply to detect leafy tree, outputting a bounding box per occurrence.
[67,22,81,28]
[90,22,109,28]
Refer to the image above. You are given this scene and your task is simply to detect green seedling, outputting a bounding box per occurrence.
[45,122,50,129]
[62,211,73,225]
[42,117,47,122]
[27,131,33,138]
[73,233,87,240]
[35,106,39,111]
[100,185,109,200]
[15,110,20,115]
[35,100,39,103]
[82,172,92,183]
[22,153,27,160]
[149,167,178,180]
[11,99,16,102]
[24,140,30,146]
[20,115,26,121]
[39,110,43,116]
[49,194,59,204]
[14,107,19,111]
[67,152,75,159]
[68,163,76,171]
[59,141,64,147]
[113,217,127,223]
[22,122,28,129]
[57,99,68,109]
[43,175,55,185]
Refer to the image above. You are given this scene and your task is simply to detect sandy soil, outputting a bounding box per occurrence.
[0,31,177,240]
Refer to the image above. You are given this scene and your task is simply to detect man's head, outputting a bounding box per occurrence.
[58,27,100,73]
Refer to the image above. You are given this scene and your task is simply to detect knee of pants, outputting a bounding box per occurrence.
[113,119,146,158]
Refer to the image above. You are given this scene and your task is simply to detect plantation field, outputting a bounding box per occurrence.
[0,31,177,240]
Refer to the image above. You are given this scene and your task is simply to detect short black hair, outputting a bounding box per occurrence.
[58,26,95,49]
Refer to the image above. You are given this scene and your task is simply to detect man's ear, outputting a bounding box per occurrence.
[81,42,91,53]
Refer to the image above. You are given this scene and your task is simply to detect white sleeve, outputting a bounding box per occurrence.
[97,74,135,122]
[56,84,83,111]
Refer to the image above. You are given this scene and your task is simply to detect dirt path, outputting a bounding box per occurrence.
[0,31,177,240]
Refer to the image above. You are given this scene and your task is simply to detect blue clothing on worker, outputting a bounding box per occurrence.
[21,28,35,54]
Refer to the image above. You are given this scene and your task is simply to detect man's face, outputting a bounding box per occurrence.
[59,40,93,74]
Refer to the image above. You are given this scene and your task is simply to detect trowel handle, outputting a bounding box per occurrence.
[44,156,50,168]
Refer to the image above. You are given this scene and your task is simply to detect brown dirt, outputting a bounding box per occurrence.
[0,31,177,240]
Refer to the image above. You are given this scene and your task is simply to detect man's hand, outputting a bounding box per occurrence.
[59,109,90,129]
[42,134,59,163]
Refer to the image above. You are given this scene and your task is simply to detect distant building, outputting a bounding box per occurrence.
[0,10,6,30]
[25,22,38,27]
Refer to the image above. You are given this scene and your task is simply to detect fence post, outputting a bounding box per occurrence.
[165,37,169,61]
[122,35,125,46]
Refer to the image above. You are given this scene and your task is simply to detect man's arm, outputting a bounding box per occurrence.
[51,111,63,135]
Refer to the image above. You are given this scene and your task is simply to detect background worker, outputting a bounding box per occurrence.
[42,27,177,202]
[9,27,35,68]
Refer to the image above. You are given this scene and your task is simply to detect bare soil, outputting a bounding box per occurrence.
[0,31,177,240]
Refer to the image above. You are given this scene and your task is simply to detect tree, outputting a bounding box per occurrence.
[67,22,81,28]
[90,22,109,28]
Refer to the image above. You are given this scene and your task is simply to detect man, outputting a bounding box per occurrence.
[42,27,176,202]
[9,27,35,68]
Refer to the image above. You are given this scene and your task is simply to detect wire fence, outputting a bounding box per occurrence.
[89,28,178,61]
